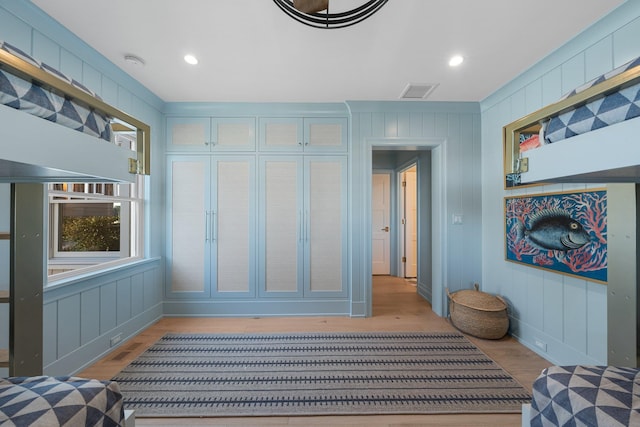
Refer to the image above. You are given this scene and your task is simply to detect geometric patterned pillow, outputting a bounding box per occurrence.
[530,365,640,427]
[544,82,640,143]
[0,376,124,426]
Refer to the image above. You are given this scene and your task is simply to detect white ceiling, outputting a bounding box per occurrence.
[31,0,625,104]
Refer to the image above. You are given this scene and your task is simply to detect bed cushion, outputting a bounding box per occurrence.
[0,40,113,142]
[543,56,640,144]
[530,365,640,427]
[0,376,124,426]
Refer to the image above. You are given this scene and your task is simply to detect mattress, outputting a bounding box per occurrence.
[0,375,124,426]
[530,365,640,427]
[0,40,113,142]
[543,56,640,144]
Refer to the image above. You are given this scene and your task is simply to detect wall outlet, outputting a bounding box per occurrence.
[534,339,547,352]
[110,333,122,347]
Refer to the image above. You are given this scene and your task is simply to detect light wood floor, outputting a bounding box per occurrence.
[79,276,551,427]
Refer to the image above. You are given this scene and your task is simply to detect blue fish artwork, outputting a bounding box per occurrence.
[516,208,590,251]
[505,190,607,283]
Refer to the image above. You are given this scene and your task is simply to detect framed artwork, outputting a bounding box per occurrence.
[504,189,607,283]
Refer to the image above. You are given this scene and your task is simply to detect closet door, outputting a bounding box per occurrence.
[211,118,256,152]
[258,118,303,152]
[303,118,348,153]
[211,156,256,298]
[258,156,303,297]
[304,156,347,297]
[166,117,211,152]
[166,156,211,298]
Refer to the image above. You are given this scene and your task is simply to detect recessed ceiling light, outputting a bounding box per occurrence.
[184,54,198,65]
[124,54,145,67]
[449,55,464,67]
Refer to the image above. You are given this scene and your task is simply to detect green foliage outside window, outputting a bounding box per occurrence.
[61,216,120,251]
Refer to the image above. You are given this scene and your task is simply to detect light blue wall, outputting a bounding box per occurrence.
[348,101,482,317]
[480,1,640,365]
[0,0,166,375]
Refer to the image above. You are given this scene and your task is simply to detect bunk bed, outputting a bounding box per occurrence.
[505,59,640,426]
[0,41,149,426]
[504,56,640,187]
[0,40,150,183]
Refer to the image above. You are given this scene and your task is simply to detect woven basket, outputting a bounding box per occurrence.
[447,284,509,339]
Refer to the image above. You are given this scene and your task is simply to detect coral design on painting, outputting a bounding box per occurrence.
[505,189,607,283]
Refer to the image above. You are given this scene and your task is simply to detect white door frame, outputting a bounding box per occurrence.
[399,164,418,278]
[364,138,448,317]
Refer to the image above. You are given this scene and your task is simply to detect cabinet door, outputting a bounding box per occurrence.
[211,118,256,151]
[211,157,256,297]
[304,156,347,297]
[166,156,211,298]
[258,118,303,152]
[166,117,211,152]
[258,156,304,297]
[303,118,348,153]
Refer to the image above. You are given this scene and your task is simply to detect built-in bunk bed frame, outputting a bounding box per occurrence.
[0,43,150,182]
[0,42,149,426]
[504,59,640,426]
[504,57,640,186]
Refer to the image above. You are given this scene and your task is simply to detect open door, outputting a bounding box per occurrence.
[401,165,417,278]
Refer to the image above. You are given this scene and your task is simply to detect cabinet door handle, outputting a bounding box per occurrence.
[299,211,303,242]
[205,211,210,241]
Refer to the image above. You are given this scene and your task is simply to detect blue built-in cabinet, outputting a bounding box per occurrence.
[165,154,258,300]
[257,154,348,300]
[164,107,349,316]
[258,117,348,152]
[166,116,257,152]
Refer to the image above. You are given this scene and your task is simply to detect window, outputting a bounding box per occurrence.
[47,176,144,280]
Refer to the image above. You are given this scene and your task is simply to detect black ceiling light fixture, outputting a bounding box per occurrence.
[273,0,389,29]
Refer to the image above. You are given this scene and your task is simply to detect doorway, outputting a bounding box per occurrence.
[371,151,426,306]
[365,138,446,318]
[371,164,418,280]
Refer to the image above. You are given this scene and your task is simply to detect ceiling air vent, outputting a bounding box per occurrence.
[400,83,439,100]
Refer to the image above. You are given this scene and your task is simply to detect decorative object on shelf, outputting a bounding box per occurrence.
[504,188,607,283]
[447,284,509,340]
[273,0,388,29]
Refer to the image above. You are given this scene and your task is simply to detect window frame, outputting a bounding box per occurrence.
[46,176,144,282]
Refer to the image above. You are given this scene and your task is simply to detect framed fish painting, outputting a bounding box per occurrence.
[504,189,607,283]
